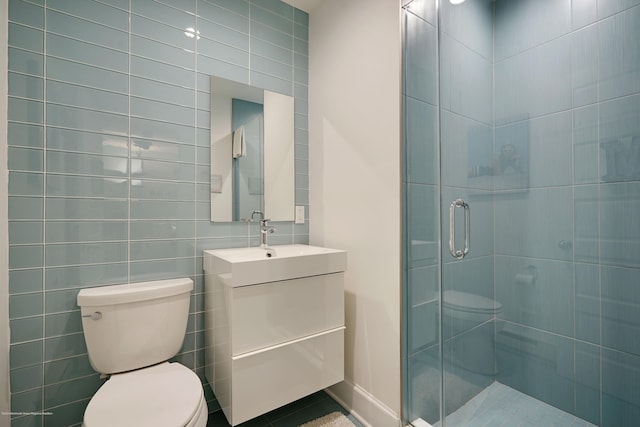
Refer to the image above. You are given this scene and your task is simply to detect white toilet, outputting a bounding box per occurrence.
[77,278,208,427]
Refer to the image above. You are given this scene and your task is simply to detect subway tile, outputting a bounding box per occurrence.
[9,244,44,269]
[573,106,599,184]
[9,172,43,196]
[197,18,249,52]
[46,127,129,156]
[8,197,43,220]
[131,138,196,163]
[293,37,307,57]
[131,14,195,51]
[45,311,83,337]
[251,3,292,34]
[599,94,640,184]
[155,0,196,14]
[198,37,249,68]
[440,0,493,60]
[46,9,128,52]
[599,7,640,101]
[46,104,128,135]
[131,220,195,240]
[8,72,43,100]
[250,70,292,96]
[43,398,90,427]
[45,289,81,314]
[131,55,195,88]
[46,33,128,73]
[9,292,44,319]
[130,179,196,201]
[44,263,128,291]
[408,346,441,424]
[11,364,43,393]
[598,0,640,20]
[130,239,195,261]
[8,97,43,124]
[250,54,292,81]
[43,332,87,362]
[44,375,103,409]
[198,0,249,33]
[131,35,195,70]
[8,147,43,172]
[129,258,196,282]
[131,158,195,182]
[572,25,598,108]
[46,198,127,220]
[250,20,292,50]
[132,0,195,30]
[10,316,43,343]
[572,0,597,29]
[293,52,307,71]
[45,242,128,267]
[9,221,43,245]
[46,57,128,94]
[47,0,129,30]
[131,76,194,106]
[44,354,94,385]
[11,341,43,370]
[9,0,43,28]
[46,221,127,244]
[9,269,43,295]
[11,388,43,416]
[46,174,128,199]
[131,96,195,126]
[8,23,43,52]
[47,151,128,177]
[46,80,128,114]
[131,200,196,220]
[9,47,43,76]
[94,0,129,11]
[406,183,437,269]
[293,22,307,42]
[495,255,574,337]
[130,117,195,144]
[8,122,43,149]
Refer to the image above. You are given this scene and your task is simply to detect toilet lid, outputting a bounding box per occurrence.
[442,290,502,314]
[84,362,203,427]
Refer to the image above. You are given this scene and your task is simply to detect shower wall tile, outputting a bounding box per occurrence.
[494,0,571,61]
[8,123,43,150]
[494,187,573,261]
[408,345,441,425]
[601,265,640,356]
[46,57,128,94]
[600,182,640,268]
[441,111,493,191]
[599,94,640,184]
[440,0,493,60]
[574,106,599,184]
[495,255,574,337]
[440,33,493,125]
[404,11,437,105]
[495,36,571,124]
[602,348,640,426]
[571,0,597,30]
[47,0,129,30]
[597,0,640,20]
[46,9,128,52]
[575,341,601,425]
[405,97,437,185]
[574,184,599,263]
[406,183,438,269]
[599,6,640,101]
[404,0,436,26]
[496,320,575,414]
[571,25,598,107]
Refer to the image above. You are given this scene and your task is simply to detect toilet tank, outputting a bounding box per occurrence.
[77,278,193,374]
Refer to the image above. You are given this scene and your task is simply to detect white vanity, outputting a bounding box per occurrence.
[203,244,347,426]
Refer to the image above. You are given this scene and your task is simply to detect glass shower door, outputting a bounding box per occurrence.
[403,0,640,426]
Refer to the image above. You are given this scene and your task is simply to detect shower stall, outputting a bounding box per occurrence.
[402,0,640,426]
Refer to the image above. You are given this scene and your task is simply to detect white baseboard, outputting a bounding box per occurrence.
[326,379,401,427]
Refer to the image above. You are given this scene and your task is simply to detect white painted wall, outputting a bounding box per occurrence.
[309,1,402,426]
[1,0,11,425]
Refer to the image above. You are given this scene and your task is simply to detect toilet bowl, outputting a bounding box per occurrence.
[77,278,208,427]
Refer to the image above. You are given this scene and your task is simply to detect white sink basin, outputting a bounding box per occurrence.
[203,244,347,287]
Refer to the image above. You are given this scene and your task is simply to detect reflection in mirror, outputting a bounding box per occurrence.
[210,77,294,222]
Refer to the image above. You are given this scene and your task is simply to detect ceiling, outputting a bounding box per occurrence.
[282,0,322,13]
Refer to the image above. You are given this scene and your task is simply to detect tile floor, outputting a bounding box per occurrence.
[206,391,364,427]
[433,382,597,427]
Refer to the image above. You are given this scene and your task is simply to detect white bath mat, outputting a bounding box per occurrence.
[298,411,356,427]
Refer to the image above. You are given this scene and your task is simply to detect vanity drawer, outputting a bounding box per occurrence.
[230,272,344,355]
[228,327,344,426]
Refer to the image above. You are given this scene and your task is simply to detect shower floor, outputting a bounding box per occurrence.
[431,382,596,427]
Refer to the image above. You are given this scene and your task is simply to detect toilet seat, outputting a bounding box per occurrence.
[83,362,206,427]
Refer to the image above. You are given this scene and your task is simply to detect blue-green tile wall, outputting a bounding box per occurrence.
[7,0,309,425]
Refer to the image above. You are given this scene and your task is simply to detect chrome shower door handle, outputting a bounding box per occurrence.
[449,198,470,259]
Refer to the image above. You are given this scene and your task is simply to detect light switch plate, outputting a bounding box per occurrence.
[295,206,305,224]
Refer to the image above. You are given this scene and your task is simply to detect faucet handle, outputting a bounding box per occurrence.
[260,218,271,227]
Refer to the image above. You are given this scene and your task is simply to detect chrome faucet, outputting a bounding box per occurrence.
[251,210,264,222]
[259,219,276,249]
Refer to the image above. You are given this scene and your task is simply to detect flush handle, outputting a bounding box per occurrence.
[449,198,470,260]
[82,311,102,321]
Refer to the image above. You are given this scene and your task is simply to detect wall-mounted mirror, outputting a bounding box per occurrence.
[210,76,295,222]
